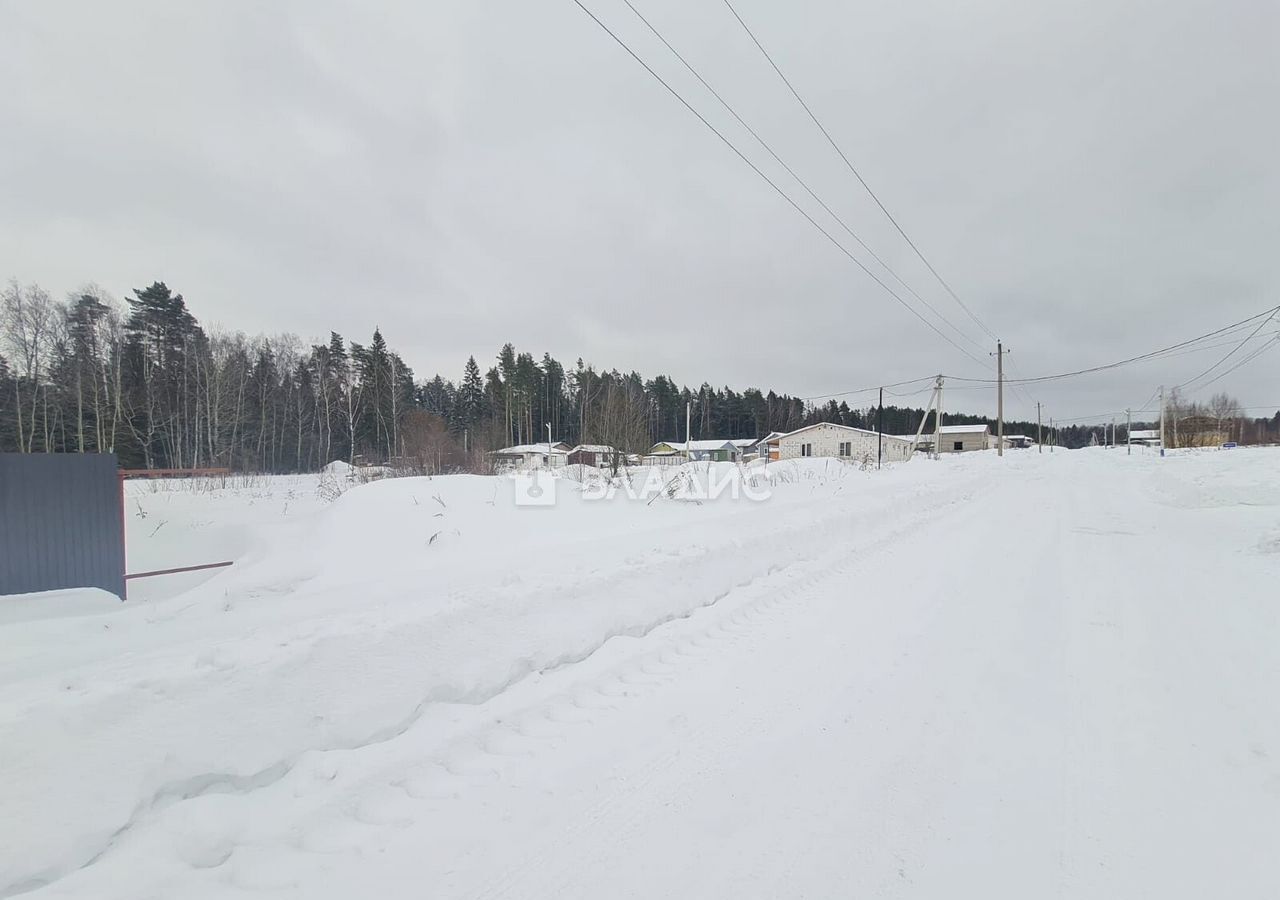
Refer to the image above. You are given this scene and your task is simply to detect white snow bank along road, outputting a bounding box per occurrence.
[5,449,1280,898]
[0,457,984,896]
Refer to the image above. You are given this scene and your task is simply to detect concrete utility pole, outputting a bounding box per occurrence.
[911,380,937,454]
[546,422,552,467]
[877,387,884,470]
[1050,418,1054,453]
[991,342,1009,457]
[1037,402,1042,454]
[1159,386,1166,457]
[934,375,944,460]
[685,401,692,463]
[1126,408,1132,456]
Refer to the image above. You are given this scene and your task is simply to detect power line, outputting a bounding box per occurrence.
[800,375,935,402]
[720,0,1000,343]
[570,0,993,370]
[1184,334,1280,396]
[1051,408,1157,425]
[801,306,1278,415]
[1174,308,1280,393]
[947,305,1280,385]
[618,0,989,357]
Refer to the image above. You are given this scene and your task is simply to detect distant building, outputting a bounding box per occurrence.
[1128,429,1161,447]
[938,424,991,453]
[489,442,570,471]
[896,423,992,453]
[566,444,621,468]
[642,440,740,465]
[1003,434,1035,449]
[750,431,787,462]
[771,423,913,463]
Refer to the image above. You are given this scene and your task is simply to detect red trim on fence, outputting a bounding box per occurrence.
[124,561,234,580]
[118,472,128,598]
[117,468,235,597]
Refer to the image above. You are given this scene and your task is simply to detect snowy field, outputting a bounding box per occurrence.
[2,449,1278,898]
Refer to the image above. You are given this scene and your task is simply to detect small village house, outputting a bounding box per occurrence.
[566,444,620,469]
[771,423,913,463]
[936,424,991,453]
[751,432,787,461]
[488,442,570,471]
[642,440,740,465]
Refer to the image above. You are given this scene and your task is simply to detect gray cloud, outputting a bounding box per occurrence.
[3,0,1277,421]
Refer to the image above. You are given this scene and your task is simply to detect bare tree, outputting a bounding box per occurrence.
[1,280,58,452]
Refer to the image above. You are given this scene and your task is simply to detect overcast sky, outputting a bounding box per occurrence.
[3,0,1277,422]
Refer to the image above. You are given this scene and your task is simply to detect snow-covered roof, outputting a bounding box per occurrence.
[778,422,911,442]
[650,440,737,452]
[489,444,569,455]
[569,444,616,454]
[1129,429,1159,440]
[938,424,990,435]
[730,439,756,448]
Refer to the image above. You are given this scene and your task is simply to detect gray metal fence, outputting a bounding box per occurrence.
[0,453,124,599]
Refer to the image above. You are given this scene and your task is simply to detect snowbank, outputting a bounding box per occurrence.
[0,588,120,625]
[6,449,1278,897]
[0,456,964,894]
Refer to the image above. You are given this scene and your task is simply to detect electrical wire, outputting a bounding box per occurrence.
[800,375,935,402]
[570,0,993,370]
[721,0,1000,343]
[1184,334,1280,395]
[618,0,990,358]
[946,305,1280,385]
[1174,308,1280,393]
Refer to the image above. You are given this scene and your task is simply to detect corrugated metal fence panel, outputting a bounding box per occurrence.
[0,453,124,599]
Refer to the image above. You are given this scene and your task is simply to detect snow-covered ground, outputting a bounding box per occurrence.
[2,449,1278,898]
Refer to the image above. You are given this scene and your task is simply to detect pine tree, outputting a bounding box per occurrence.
[455,355,486,438]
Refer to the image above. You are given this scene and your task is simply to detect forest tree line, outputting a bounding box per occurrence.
[3,278,1276,470]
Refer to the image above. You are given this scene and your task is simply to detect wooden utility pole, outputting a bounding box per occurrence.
[1037,402,1042,454]
[1126,408,1132,456]
[1049,418,1054,453]
[991,342,1009,457]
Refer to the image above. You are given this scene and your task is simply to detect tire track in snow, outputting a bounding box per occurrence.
[5,476,987,899]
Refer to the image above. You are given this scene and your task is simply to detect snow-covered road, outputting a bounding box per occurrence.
[3,450,1278,898]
